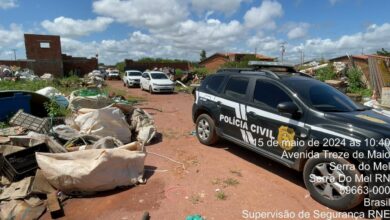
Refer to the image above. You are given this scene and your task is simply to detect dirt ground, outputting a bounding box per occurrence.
[42,80,373,220]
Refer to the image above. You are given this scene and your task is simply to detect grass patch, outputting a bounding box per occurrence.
[223,178,239,187]
[215,190,227,200]
[315,64,337,82]
[105,84,145,104]
[0,122,9,129]
[211,178,221,185]
[175,85,194,94]
[189,194,202,204]
[0,76,82,95]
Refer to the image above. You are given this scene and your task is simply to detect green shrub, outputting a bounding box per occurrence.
[175,69,185,78]
[44,98,71,117]
[0,75,82,95]
[346,67,372,97]
[315,64,337,81]
[193,67,210,77]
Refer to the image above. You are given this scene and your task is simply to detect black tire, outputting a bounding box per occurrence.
[303,152,364,211]
[149,86,154,94]
[195,114,219,145]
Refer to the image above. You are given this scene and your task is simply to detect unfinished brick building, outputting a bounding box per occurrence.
[24,34,64,77]
[0,34,97,77]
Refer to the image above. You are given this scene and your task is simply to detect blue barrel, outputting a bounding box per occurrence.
[0,93,31,121]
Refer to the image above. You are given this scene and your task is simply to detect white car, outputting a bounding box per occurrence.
[107,69,120,80]
[123,70,142,87]
[140,71,175,93]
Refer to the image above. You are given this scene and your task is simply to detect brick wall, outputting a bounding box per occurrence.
[203,56,228,73]
[24,34,63,77]
[63,54,98,76]
[0,60,32,69]
[125,59,192,72]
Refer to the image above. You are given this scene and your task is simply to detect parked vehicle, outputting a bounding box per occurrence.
[107,69,120,80]
[192,61,390,211]
[140,71,175,93]
[123,70,142,87]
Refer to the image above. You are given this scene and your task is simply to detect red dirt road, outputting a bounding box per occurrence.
[43,80,372,220]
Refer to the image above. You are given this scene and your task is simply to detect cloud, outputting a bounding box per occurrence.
[291,23,390,60]
[244,0,283,29]
[286,22,310,39]
[0,0,18,9]
[41,16,113,37]
[153,18,244,54]
[0,24,23,48]
[191,0,244,14]
[59,17,245,64]
[93,0,188,30]
[247,33,281,55]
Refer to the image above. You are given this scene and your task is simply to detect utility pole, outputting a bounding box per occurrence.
[12,49,17,60]
[299,49,304,66]
[280,42,286,63]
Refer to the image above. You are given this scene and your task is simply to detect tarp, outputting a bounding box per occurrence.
[130,108,157,145]
[74,107,132,144]
[36,143,146,193]
[68,90,112,111]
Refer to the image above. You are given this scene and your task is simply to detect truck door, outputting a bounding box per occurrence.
[218,76,251,142]
[246,79,308,159]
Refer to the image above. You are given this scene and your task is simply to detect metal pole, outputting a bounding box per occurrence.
[280,43,286,63]
[12,49,16,60]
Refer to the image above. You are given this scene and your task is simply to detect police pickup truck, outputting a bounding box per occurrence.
[192,61,390,211]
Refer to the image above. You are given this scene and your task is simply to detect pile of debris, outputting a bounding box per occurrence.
[0,65,40,81]
[0,87,156,219]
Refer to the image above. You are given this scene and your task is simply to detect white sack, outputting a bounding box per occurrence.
[36,146,146,193]
[36,86,69,107]
[36,86,60,96]
[74,107,132,143]
[130,108,157,145]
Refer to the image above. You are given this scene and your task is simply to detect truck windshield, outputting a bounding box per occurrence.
[151,73,168,79]
[283,78,363,112]
[129,72,141,76]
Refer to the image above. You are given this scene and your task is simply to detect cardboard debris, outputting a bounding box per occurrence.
[0,136,10,144]
[0,126,25,136]
[0,198,46,220]
[31,169,56,195]
[0,145,25,155]
[0,177,33,201]
[47,192,64,218]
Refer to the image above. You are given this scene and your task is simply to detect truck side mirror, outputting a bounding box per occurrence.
[277,102,299,117]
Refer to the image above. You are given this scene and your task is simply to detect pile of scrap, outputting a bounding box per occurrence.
[0,65,39,81]
[0,87,156,219]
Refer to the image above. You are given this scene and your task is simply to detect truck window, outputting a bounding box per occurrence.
[205,75,224,93]
[224,77,249,100]
[253,80,292,110]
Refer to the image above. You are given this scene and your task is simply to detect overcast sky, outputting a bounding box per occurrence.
[0,0,389,64]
